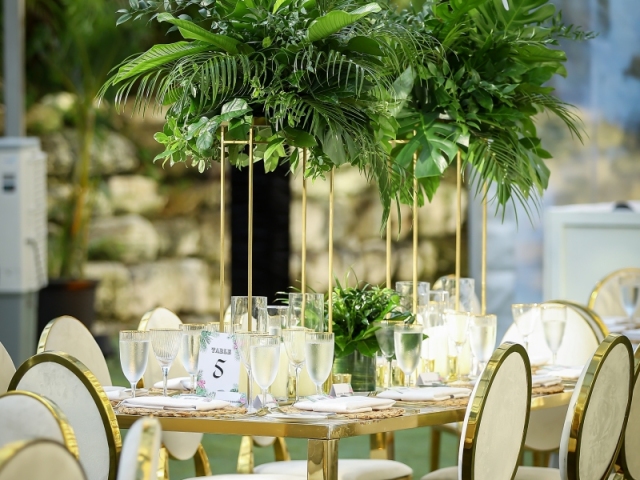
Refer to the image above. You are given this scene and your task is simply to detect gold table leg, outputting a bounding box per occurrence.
[370,432,395,460]
[307,439,338,480]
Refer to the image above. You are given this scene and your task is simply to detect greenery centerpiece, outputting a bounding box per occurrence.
[330,279,410,391]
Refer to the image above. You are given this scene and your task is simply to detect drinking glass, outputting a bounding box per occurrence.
[445,311,471,382]
[289,293,325,332]
[394,324,423,387]
[469,314,497,374]
[119,330,150,398]
[440,277,477,313]
[396,281,430,313]
[511,304,541,353]
[422,291,449,375]
[236,331,260,411]
[619,275,640,323]
[180,324,205,394]
[230,296,268,332]
[267,305,288,337]
[541,305,567,365]
[305,332,335,395]
[282,327,307,401]
[250,335,281,408]
[375,321,401,388]
[150,329,182,396]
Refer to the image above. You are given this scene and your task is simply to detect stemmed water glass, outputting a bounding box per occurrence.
[180,324,205,394]
[469,314,497,375]
[541,305,567,365]
[119,330,150,398]
[619,275,640,324]
[283,327,306,401]
[445,311,471,383]
[375,321,399,388]
[511,304,540,353]
[250,335,281,408]
[305,332,334,396]
[236,331,259,411]
[150,329,182,396]
[393,324,423,387]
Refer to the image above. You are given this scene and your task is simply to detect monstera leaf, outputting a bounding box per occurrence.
[479,0,556,32]
[157,13,246,54]
[307,3,381,42]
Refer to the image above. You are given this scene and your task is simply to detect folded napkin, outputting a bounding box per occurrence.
[294,396,395,413]
[121,396,229,411]
[153,377,192,390]
[377,387,471,402]
[103,386,131,401]
[531,375,562,388]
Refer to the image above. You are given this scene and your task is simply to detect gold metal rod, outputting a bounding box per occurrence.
[219,127,226,330]
[412,150,418,316]
[248,127,254,327]
[481,182,488,315]
[328,168,335,333]
[222,140,270,145]
[386,212,392,290]
[301,149,308,327]
[455,150,462,311]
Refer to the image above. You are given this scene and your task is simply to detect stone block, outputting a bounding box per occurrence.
[154,217,201,257]
[108,175,166,216]
[88,214,159,263]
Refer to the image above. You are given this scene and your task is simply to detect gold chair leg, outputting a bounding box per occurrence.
[274,437,291,462]
[370,432,395,460]
[236,436,254,474]
[430,429,441,471]
[157,446,169,480]
[194,444,212,476]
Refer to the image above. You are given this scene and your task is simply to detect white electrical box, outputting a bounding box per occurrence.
[0,137,47,293]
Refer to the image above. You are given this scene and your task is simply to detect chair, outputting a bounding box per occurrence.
[138,307,211,477]
[515,333,633,479]
[421,341,532,480]
[0,439,87,480]
[588,268,640,320]
[37,315,112,386]
[0,390,78,458]
[116,418,162,480]
[8,351,122,480]
[0,342,15,393]
[614,345,640,479]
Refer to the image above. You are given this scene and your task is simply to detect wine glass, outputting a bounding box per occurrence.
[282,327,307,401]
[180,324,205,394]
[469,314,497,374]
[230,296,268,332]
[119,330,150,398]
[150,329,182,396]
[393,324,423,387]
[375,321,399,388]
[236,331,260,411]
[305,332,334,396]
[619,275,640,323]
[267,305,288,337]
[511,304,541,353]
[445,311,471,382]
[541,305,567,365]
[289,293,325,332]
[250,335,281,408]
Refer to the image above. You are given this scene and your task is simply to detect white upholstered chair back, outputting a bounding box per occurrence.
[560,334,633,480]
[588,268,640,319]
[458,342,531,480]
[37,315,112,386]
[9,352,121,480]
[0,390,78,458]
[0,439,87,480]
[616,346,640,479]
[116,418,162,480]
[0,342,15,393]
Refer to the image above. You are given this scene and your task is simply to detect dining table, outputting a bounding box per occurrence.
[115,389,573,480]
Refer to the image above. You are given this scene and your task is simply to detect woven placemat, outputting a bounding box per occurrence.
[279,406,405,420]
[532,383,565,395]
[395,397,470,408]
[116,405,247,417]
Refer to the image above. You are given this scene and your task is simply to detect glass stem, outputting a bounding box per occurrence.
[262,388,268,408]
[387,359,393,388]
[552,352,557,366]
[294,365,301,402]
[130,382,137,399]
[404,372,410,388]
[316,384,323,396]
[523,336,529,354]
[247,368,253,410]
[191,374,196,394]
[456,345,463,382]
[162,366,169,397]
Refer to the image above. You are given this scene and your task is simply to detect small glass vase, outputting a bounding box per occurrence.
[333,350,376,392]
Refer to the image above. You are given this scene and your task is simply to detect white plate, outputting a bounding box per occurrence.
[266,413,331,422]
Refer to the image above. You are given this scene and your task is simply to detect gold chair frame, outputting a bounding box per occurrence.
[588,267,640,312]
[0,439,87,480]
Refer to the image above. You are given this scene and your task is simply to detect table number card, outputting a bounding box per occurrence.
[197,330,242,398]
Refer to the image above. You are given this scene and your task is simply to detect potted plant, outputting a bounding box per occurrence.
[330,279,411,392]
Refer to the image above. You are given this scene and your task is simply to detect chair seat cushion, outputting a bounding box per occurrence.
[255,459,413,480]
[514,467,561,480]
[421,466,457,480]
[185,475,304,479]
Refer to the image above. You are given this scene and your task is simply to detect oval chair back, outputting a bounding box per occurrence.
[0,343,15,394]
[37,316,112,386]
[615,346,640,479]
[0,391,78,458]
[0,439,87,480]
[116,418,162,480]
[560,334,633,480]
[588,267,640,321]
[8,352,121,480]
[458,342,532,480]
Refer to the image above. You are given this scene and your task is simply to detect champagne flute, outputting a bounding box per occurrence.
[180,324,205,394]
[541,305,567,365]
[619,276,640,323]
[511,304,541,353]
[119,330,150,398]
[150,329,182,396]
[394,324,423,387]
[250,335,281,408]
[282,327,306,401]
[375,321,398,388]
[445,311,471,383]
[305,332,334,396]
[236,331,259,411]
[469,314,497,374]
